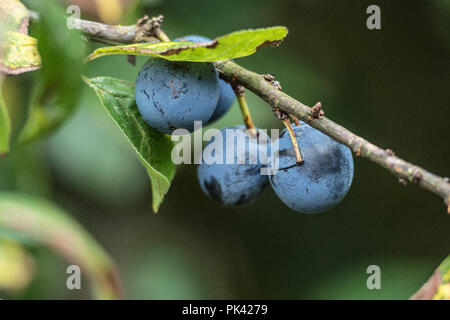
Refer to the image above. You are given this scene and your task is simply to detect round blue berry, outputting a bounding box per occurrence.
[197,126,270,206]
[177,35,236,124]
[135,57,220,134]
[269,123,354,213]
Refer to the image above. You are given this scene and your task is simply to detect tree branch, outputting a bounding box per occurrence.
[38,13,450,212]
[216,60,450,212]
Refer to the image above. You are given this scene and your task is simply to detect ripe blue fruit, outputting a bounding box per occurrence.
[178,35,236,124]
[197,126,270,206]
[135,57,220,134]
[269,123,354,213]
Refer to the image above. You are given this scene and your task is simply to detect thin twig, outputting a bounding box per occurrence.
[28,12,450,212]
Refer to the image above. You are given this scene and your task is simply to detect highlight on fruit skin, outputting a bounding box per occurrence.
[269,122,354,214]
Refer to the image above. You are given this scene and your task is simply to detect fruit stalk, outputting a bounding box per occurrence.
[282,118,304,164]
[157,30,171,42]
[233,85,256,131]
[290,114,301,126]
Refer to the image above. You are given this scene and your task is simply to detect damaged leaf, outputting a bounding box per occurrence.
[0,0,41,75]
[0,29,41,75]
[87,26,288,62]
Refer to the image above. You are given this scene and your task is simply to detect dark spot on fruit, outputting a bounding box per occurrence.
[305,145,343,182]
[153,102,165,116]
[142,89,150,100]
[234,194,248,205]
[278,148,296,157]
[203,177,223,203]
[244,165,260,175]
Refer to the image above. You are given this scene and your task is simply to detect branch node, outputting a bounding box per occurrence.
[386,148,395,156]
[273,105,288,121]
[135,14,166,42]
[398,178,408,186]
[263,74,282,90]
[412,171,423,184]
[308,101,325,120]
[232,84,245,97]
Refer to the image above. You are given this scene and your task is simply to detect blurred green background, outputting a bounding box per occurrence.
[0,0,449,299]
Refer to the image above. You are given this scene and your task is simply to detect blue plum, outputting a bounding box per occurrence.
[177,35,236,123]
[177,35,211,44]
[209,79,236,124]
[135,57,220,134]
[269,123,354,213]
[197,126,270,206]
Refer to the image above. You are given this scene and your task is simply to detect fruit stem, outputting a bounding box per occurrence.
[282,118,304,164]
[157,30,171,42]
[233,85,256,132]
[290,114,301,126]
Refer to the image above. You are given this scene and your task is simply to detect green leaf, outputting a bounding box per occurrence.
[84,76,176,213]
[0,0,41,75]
[0,192,122,299]
[0,239,35,291]
[87,26,288,62]
[17,0,85,145]
[0,78,11,157]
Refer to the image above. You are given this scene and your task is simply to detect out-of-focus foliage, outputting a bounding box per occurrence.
[0,78,11,156]
[47,94,148,207]
[0,193,122,299]
[0,0,28,30]
[85,76,176,212]
[88,27,288,62]
[0,239,35,291]
[433,255,450,300]
[0,0,41,75]
[0,30,41,76]
[18,0,85,145]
